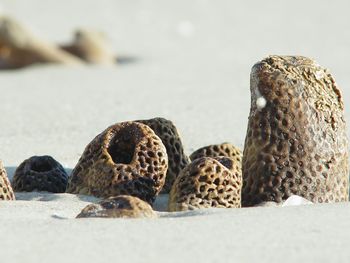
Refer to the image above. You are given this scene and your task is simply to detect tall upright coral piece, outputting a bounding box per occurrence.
[242,56,349,206]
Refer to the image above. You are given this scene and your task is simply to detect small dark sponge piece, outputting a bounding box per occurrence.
[190,143,242,163]
[76,195,157,218]
[168,157,242,211]
[12,155,68,193]
[137,118,190,193]
[0,160,15,200]
[66,121,168,204]
[242,56,349,206]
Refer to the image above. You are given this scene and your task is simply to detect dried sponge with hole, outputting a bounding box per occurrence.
[168,156,242,211]
[66,121,168,204]
[12,155,68,193]
[242,55,349,207]
[76,195,157,218]
[137,117,190,193]
[0,160,15,200]
[190,143,242,163]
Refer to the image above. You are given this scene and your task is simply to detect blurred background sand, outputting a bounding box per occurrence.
[1,0,350,172]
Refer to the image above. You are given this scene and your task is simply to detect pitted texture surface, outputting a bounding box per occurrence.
[12,155,68,193]
[0,160,15,200]
[76,195,157,218]
[190,143,242,163]
[66,121,168,204]
[137,118,189,193]
[168,157,242,211]
[242,56,349,206]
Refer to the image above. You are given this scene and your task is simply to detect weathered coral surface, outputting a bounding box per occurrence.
[66,121,168,204]
[190,143,242,163]
[242,56,349,206]
[137,118,190,193]
[0,160,15,200]
[168,157,242,211]
[12,155,68,193]
[76,195,157,218]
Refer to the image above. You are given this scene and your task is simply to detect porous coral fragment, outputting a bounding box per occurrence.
[190,143,242,164]
[66,121,168,204]
[0,160,15,200]
[242,56,349,206]
[137,118,190,193]
[168,156,242,211]
[76,195,157,218]
[12,155,68,193]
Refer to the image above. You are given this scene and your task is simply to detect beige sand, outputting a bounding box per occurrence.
[1,193,350,263]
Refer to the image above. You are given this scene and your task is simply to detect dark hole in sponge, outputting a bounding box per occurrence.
[108,123,144,165]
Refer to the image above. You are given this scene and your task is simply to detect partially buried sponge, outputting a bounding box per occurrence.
[76,195,157,218]
[137,117,190,193]
[0,160,15,200]
[12,155,68,193]
[190,143,242,163]
[66,121,168,204]
[168,156,242,211]
[242,55,349,206]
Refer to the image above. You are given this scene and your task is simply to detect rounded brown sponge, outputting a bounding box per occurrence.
[190,143,242,163]
[76,195,157,218]
[242,55,349,206]
[12,155,68,193]
[137,117,190,193]
[0,160,15,200]
[66,121,168,204]
[168,157,242,211]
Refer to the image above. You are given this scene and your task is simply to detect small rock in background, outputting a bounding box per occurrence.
[0,15,83,68]
[60,29,116,65]
[0,14,117,69]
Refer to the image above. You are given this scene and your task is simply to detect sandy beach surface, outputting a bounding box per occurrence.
[1,0,350,262]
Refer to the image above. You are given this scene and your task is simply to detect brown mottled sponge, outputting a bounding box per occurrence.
[66,121,168,204]
[190,143,242,163]
[242,55,349,206]
[168,156,242,211]
[12,155,68,193]
[76,195,157,218]
[137,118,190,193]
[0,160,15,200]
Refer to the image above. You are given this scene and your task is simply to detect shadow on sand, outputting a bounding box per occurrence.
[5,166,195,214]
[3,166,97,203]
